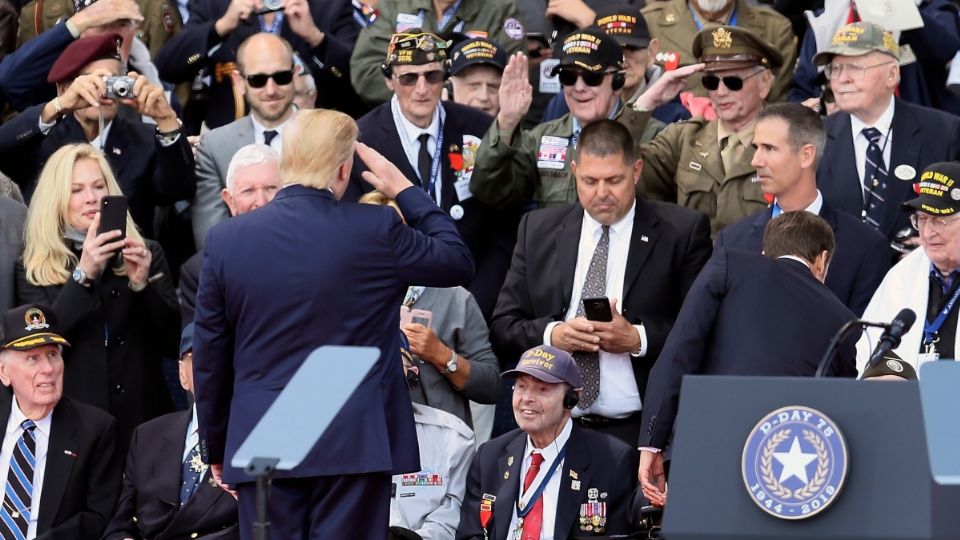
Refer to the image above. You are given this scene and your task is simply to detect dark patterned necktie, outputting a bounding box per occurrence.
[574,225,609,408]
[0,420,36,540]
[417,133,432,195]
[861,127,888,229]
[263,130,278,146]
[179,442,205,505]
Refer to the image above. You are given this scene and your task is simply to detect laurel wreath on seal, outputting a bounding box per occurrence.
[793,430,829,500]
[760,429,794,499]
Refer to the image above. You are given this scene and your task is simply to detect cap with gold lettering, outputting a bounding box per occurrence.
[502,345,582,388]
[384,29,449,68]
[692,25,783,73]
[813,21,900,67]
[903,162,960,216]
[551,28,624,75]
[1,304,70,351]
[594,4,651,49]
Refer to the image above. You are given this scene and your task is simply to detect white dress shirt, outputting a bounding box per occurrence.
[182,406,199,462]
[0,399,53,540]
[543,203,646,418]
[850,96,895,201]
[391,95,443,202]
[507,419,572,540]
[250,115,291,154]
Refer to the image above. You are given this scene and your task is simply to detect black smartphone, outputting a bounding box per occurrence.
[582,296,613,322]
[97,195,127,241]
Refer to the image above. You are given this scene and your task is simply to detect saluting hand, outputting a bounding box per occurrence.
[356,142,414,199]
[544,0,596,29]
[496,52,533,135]
[632,63,705,112]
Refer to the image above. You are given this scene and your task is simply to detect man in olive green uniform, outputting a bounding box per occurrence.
[17,0,180,58]
[632,25,781,237]
[641,0,795,102]
[469,28,664,210]
[350,0,525,105]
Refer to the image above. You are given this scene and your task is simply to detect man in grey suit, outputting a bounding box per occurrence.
[0,196,25,313]
[191,32,298,249]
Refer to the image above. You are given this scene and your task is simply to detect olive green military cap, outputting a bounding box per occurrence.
[692,25,783,73]
[813,21,900,66]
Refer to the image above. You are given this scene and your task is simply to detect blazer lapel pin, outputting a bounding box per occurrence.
[63,449,78,458]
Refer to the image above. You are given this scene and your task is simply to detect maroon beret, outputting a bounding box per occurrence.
[47,33,123,84]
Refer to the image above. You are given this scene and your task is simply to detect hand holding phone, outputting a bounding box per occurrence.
[582,296,613,322]
[96,195,128,242]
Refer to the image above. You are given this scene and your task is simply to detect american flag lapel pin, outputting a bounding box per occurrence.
[64,450,78,458]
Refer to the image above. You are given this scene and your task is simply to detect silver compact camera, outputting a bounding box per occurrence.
[260,0,284,12]
[104,76,136,100]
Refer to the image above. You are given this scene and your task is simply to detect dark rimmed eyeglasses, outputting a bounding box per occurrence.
[557,69,614,87]
[243,69,295,88]
[393,70,446,86]
[701,68,764,91]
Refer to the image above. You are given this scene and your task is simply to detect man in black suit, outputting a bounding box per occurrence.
[637,212,857,508]
[716,102,889,315]
[347,30,522,320]
[456,345,637,540]
[0,303,120,539]
[103,323,238,539]
[814,21,960,241]
[155,0,364,131]
[0,33,195,239]
[491,119,712,445]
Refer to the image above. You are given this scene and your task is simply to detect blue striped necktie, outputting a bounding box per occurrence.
[861,127,888,229]
[0,420,36,540]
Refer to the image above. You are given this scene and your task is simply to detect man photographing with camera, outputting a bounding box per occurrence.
[0,33,195,238]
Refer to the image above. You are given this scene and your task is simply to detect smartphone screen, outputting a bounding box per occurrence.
[582,296,613,322]
[97,195,128,241]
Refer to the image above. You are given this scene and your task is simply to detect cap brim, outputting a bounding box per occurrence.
[813,46,895,66]
[614,36,650,49]
[551,58,607,75]
[501,366,566,384]
[451,58,505,75]
[702,60,763,73]
[3,333,70,351]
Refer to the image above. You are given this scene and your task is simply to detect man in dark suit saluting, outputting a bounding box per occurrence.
[0,303,120,539]
[491,119,712,445]
[456,345,638,540]
[193,109,475,539]
[716,102,889,315]
[638,212,857,508]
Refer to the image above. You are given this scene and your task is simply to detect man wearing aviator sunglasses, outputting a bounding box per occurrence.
[470,28,659,210]
[345,30,522,320]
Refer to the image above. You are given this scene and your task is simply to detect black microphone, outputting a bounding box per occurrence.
[866,308,917,370]
[815,319,889,377]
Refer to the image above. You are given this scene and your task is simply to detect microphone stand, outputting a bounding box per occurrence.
[815,320,887,378]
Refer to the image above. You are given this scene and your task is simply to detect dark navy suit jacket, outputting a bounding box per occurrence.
[714,201,889,316]
[455,425,638,540]
[0,22,71,111]
[817,98,960,240]
[638,248,857,450]
[348,100,522,320]
[193,184,474,484]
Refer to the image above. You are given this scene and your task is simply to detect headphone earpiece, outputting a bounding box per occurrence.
[381,63,392,78]
[611,71,626,92]
[563,388,580,410]
[406,369,420,388]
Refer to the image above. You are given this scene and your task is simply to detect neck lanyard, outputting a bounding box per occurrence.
[259,12,284,34]
[516,444,567,518]
[924,277,960,346]
[392,102,445,202]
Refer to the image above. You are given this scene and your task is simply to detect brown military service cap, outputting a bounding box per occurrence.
[692,25,783,73]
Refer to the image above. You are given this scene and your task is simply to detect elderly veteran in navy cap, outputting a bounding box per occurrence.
[631,25,785,236]
[858,162,960,375]
[456,345,638,540]
[448,37,507,116]
[0,303,120,538]
[0,31,194,238]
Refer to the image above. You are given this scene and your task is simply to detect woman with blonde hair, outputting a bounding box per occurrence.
[16,143,178,448]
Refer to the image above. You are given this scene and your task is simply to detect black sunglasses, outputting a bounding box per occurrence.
[243,69,295,88]
[558,69,611,87]
[394,70,446,86]
[701,69,763,91]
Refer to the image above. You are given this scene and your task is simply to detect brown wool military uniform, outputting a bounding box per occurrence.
[641,0,795,102]
[16,0,180,58]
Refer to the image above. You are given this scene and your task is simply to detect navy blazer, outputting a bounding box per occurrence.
[102,409,238,540]
[817,98,960,240]
[155,0,365,129]
[0,103,195,238]
[715,201,889,316]
[348,100,522,320]
[455,424,638,540]
[491,198,712,400]
[638,248,857,450]
[0,22,71,111]
[193,184,474,484]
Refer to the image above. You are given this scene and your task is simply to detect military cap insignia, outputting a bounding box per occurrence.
[742,406,848,520]
[712,27,733,49]
[23,308,49,331]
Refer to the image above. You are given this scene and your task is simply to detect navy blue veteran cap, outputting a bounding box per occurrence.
[502,345,582,388]
[594,4,651,49]
[903,162,960,216]
[1,304,70,351]
[449,38,507,76]
[551,28,624,75]
[180,323,194,358]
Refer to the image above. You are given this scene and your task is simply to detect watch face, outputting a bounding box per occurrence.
[72,268,83,282]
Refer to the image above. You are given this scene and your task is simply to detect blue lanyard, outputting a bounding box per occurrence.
[425,127,444,203]
[690,5,737,30]
[259,12,284,34]
[924,281,960,345]
[516,444,567,519]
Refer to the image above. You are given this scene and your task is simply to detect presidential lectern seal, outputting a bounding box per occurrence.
[742,405,848,520]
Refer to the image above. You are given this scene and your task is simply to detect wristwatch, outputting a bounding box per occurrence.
[443,348,458,374]
[72,267,89,287]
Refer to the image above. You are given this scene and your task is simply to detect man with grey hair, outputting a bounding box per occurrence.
[180,143,282,325]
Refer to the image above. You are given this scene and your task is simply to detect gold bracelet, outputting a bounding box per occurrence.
[52,97,63,116]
